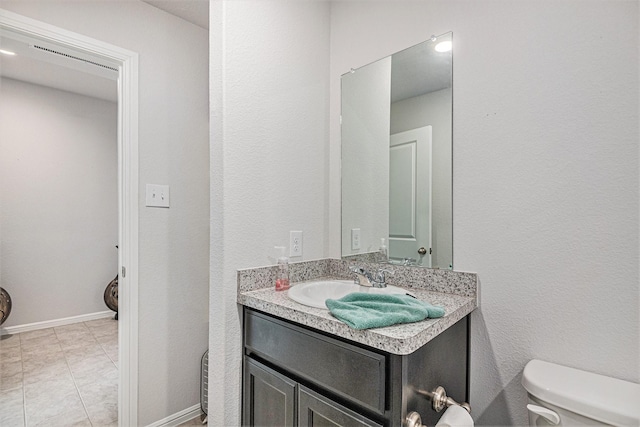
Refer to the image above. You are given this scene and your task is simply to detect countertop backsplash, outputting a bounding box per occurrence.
[238,258,477,298]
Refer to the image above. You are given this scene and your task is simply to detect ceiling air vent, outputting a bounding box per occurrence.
[32,44,118,72]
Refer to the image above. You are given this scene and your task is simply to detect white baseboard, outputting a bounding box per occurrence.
[146,404,203,427]
[0,310,115,336]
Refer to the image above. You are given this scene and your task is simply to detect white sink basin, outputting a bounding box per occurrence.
[287,279,413,309]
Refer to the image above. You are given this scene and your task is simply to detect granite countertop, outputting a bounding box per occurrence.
[238,283,476,355]
[236,258,478,355]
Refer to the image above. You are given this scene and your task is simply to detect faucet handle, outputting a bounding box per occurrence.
[376,268,393,283]
[349,265,371,286]
[349,265,364,273]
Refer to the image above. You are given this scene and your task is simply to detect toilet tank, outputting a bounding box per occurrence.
[522,359,640,426]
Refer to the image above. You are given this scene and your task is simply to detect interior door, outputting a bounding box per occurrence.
[389,126,432,266]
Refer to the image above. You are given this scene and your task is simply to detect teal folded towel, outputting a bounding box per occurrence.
[325,292,445,330]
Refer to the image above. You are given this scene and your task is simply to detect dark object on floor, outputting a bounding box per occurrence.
[104,275,118,320]
[0,287,11,326]
[104,245,119,321]
[201,350,208,423]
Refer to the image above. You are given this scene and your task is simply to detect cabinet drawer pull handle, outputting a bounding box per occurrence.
[417,385,471,413]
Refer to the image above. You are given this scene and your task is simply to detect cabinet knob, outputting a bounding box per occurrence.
[418,247,428,255]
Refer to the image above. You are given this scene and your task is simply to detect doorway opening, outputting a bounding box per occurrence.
[0,9,139,426]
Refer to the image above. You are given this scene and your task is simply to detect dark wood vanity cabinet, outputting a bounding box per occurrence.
[242,308,469,427]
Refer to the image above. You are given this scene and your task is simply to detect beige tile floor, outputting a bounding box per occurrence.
[0,317,118,427]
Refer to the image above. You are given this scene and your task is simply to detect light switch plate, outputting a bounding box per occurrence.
[146,184,170,208]
[290,231,303,257]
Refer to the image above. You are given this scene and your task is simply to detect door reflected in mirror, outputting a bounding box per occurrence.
[341,33,452,269]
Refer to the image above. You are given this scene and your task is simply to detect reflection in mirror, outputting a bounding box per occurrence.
[341,33,452,269]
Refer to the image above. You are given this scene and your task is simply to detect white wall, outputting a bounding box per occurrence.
[329,1,639,425]
[209,0,330,424]
[0,78,117,327]
[0,1,210,424]
[391,89,452,269]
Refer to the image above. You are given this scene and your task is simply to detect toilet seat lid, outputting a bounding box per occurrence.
[522,359,640,426]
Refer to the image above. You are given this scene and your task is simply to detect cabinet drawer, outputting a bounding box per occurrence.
[244,309,386,413]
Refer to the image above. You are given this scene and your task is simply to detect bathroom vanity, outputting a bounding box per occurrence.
[237,259,478,427]
[243,307,468,426]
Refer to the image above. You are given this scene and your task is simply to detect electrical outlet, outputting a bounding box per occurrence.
[145,184,170,208]
[351,228,361,250]
[290,231,303,257]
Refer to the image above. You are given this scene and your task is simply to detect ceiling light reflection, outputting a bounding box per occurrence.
[435,41,452,53]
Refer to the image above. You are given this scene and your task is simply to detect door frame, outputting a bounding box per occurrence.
[0,9,139,426]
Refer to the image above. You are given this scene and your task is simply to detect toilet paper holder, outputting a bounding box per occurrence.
[406,386,471,427]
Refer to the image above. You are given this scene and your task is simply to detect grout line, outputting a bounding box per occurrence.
[18,332,28,427]
[87,319,119,369]
[53,325,94,426]
[82,319,119,425]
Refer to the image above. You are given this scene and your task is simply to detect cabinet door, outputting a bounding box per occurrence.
[243,358,296,427]
[298,386,382,427]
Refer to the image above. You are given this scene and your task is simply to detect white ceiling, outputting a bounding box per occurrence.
[141,0,209,30]
[0,30,119,102]
[0,0,208,102]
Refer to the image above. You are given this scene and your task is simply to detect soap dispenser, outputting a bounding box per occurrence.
[379,238,388,260]
[274,246,290,291]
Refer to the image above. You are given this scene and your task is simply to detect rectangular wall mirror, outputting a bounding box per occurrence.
[341,32,453,269]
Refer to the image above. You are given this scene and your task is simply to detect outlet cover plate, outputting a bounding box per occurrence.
[290,231,303,257]
[351,228,361,250]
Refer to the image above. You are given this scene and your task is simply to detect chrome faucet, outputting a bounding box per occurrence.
[348,265,393,288]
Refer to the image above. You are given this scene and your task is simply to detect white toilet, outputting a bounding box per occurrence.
[522,359,640,426]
